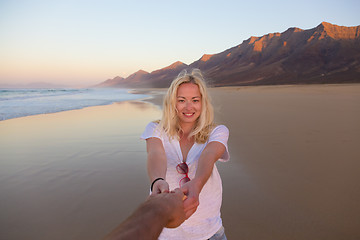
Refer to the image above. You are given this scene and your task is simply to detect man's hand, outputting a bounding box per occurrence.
[147,188,187,228]
[164,189,187,228]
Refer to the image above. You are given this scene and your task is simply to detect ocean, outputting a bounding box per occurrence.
[0,88,149,121]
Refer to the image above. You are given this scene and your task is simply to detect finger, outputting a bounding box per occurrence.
[180,186,189,196]
[183,197,199,212]
[172,188,188,201]
[172,188,184,195]
[150,190,159,195]
[185,207,197,219]
[160,187,170,193]
[158,183,169,193]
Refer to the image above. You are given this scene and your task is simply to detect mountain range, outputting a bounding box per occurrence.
[95,22,360,88]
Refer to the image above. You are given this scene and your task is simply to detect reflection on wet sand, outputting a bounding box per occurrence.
[0,101,161,240]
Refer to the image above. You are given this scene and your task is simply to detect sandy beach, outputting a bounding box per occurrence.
[1,84,360,240]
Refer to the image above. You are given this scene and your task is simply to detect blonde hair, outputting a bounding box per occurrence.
[157,69,215,144]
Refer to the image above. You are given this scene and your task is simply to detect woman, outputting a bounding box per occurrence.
[141,69,229,240]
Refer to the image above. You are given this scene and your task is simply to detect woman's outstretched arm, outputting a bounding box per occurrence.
[146,137,169,194]
[181,141,226,218]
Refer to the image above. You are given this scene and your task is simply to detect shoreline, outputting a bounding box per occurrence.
[2,83,359,122]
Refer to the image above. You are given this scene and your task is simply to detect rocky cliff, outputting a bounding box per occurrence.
[96,22,360,88]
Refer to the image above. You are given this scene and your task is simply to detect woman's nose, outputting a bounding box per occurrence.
[185,101,192,109]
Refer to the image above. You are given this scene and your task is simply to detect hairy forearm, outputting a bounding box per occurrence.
[103,200,167,240]
[104,190,187,240]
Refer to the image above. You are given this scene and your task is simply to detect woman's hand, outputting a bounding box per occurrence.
[152,179,170,195]
[180,180,201,219]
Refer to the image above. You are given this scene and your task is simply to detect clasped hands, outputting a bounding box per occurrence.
[151,179,200,227]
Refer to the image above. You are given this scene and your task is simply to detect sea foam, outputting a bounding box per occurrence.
[0,88,148,121]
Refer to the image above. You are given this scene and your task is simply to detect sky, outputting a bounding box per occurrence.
[0,0,359,87]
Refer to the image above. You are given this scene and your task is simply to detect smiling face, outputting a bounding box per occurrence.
[175,83,202,128]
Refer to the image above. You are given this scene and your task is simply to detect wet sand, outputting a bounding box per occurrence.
[0,101,162,240]
[1,84,360,239]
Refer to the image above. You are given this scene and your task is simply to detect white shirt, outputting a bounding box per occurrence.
[141,122,230,240]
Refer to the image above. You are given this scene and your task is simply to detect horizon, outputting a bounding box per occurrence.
[1,0,359,88]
